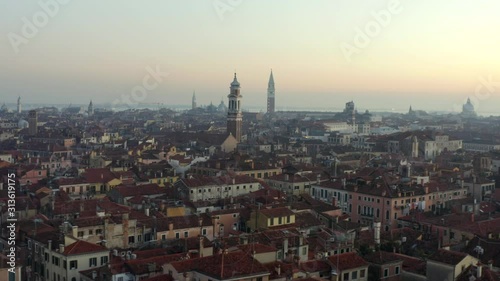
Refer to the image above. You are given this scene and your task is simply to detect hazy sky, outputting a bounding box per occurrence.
[1,1,500,114]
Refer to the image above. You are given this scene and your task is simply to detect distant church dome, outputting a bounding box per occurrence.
[218,100,227,112]
[18,119,29,129]
[462,97,476,117]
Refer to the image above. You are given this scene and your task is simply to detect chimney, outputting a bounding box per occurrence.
[285,174,289,181]
[374,221,381,245]
[48,240,52,251]
[316,174,321,185]
[424,186,429,194]
[145,208,150,217]
[477,263,483,278]
[59,244,65,253]
[92,271,97,280]
[199,236,204,258]
[72,225,78,237]
[275,264,281,276]
[169,222,174,231]
[332,197,337,207]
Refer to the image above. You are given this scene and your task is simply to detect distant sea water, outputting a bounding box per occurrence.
[4,103,499,116]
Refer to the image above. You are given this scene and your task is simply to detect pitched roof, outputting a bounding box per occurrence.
[259,207,295,218]
[63,240,108,256]
[327,252,369,271]
[171,252,269,279]
[237,243,278,254]
[429,249,468,265]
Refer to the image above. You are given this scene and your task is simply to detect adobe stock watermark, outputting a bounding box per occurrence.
[340,0,403,63]
[213,0,243,21]
[111,65,170,111]
[7,0,71,54]
[451,75,500,113]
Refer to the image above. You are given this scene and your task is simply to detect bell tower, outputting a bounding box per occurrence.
[267,70,275,114]
[227,73,243,142]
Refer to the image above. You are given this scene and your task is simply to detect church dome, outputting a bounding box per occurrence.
[231,73,240,87]
[18,119,29,128]
[462,98,475,113]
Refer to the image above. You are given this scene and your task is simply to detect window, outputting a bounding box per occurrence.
[233,214,237,218]
[78,231,84,238]
[343,272,349,280]
[302,247,306,255]
[162,234,166,240]
[351,271,357,279]
[69,260,78,270]
[184,231,188,238]
[395,266,400,275]
[202,228,207,236]
[101,256,108,265]
[128,236,135,244]
[89,229,93,235]
[35,243,39,253]
[175,232,180,239]
[63,261,67,269]
[96,229,102,235]
[384,268,389,277]
[89,257,97,267]
[287,216,291,223]
[278,217,283,224]
[117,278,123,281]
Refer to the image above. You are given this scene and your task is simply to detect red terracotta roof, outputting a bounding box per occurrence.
[259,207,295,218]
[171,252,269,279]
[429,249,468,265]
[237,243,278,254]
[327,252,369,271]
[63,240,108,256]
[83,168,118,183]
